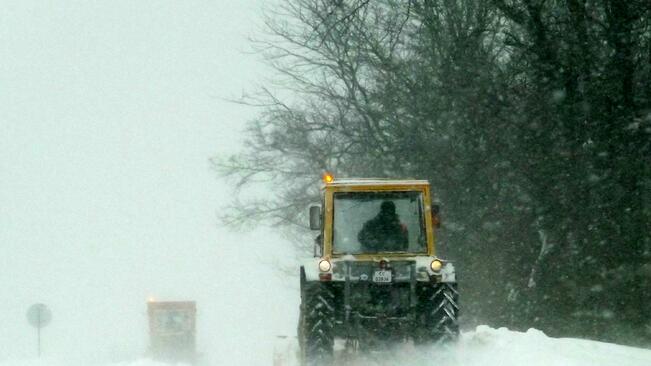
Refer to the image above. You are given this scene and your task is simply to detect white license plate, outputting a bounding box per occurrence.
[372,270,392,283]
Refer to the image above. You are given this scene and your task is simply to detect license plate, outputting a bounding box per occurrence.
[372,270,392,283]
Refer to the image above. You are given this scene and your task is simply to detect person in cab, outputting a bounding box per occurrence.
[358,200,408,252]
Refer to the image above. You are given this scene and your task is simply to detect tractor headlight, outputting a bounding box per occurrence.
[430,259,443,272]
[318,259,332,272]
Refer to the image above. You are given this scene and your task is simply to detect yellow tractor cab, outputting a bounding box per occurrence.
[298,174,459,364]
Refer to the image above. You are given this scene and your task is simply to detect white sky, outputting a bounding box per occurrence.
[0,1,297,364]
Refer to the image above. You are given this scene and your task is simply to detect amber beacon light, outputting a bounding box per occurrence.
[322,172,335,184]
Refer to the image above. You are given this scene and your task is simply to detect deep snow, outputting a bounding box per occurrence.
[8,325,648,366]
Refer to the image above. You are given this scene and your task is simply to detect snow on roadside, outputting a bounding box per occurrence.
[447,325,651,366]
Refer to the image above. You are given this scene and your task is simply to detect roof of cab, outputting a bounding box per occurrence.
[324,178,430,187]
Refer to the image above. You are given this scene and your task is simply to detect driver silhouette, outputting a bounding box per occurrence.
[358,201,408,252]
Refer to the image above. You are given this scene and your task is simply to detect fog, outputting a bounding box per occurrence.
[3,1,650,365]
[1,1,296,364]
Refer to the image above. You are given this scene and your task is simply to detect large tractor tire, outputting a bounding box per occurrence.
[298,269,335,365]
[415,282,459,344]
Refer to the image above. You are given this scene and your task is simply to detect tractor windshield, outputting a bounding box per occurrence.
[332,191,427,254]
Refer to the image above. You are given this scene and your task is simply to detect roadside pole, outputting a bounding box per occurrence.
[26,303,52,358]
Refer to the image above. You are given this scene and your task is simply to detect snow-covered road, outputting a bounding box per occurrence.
[5,326,650,366]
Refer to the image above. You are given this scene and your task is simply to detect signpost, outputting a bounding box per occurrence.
[26,303,52,357]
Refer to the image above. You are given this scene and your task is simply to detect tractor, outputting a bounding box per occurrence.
[298,174,459,364]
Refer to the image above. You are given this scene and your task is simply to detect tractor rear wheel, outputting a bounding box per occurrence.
[298,279,335,365]
[415,283,459,344]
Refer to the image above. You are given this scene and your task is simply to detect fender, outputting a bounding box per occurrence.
[412,257,457,283]
[440,261,456,283]
[300,258,323,282]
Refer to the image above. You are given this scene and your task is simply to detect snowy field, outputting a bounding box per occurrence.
[6,326,650,366]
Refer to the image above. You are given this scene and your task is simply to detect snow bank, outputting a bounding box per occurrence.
[446,325,651,366]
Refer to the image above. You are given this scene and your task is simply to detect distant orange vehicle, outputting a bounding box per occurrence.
[147,301,196,364]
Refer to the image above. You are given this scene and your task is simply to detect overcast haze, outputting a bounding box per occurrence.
[3,1,651,366]
[1,1,296,364]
